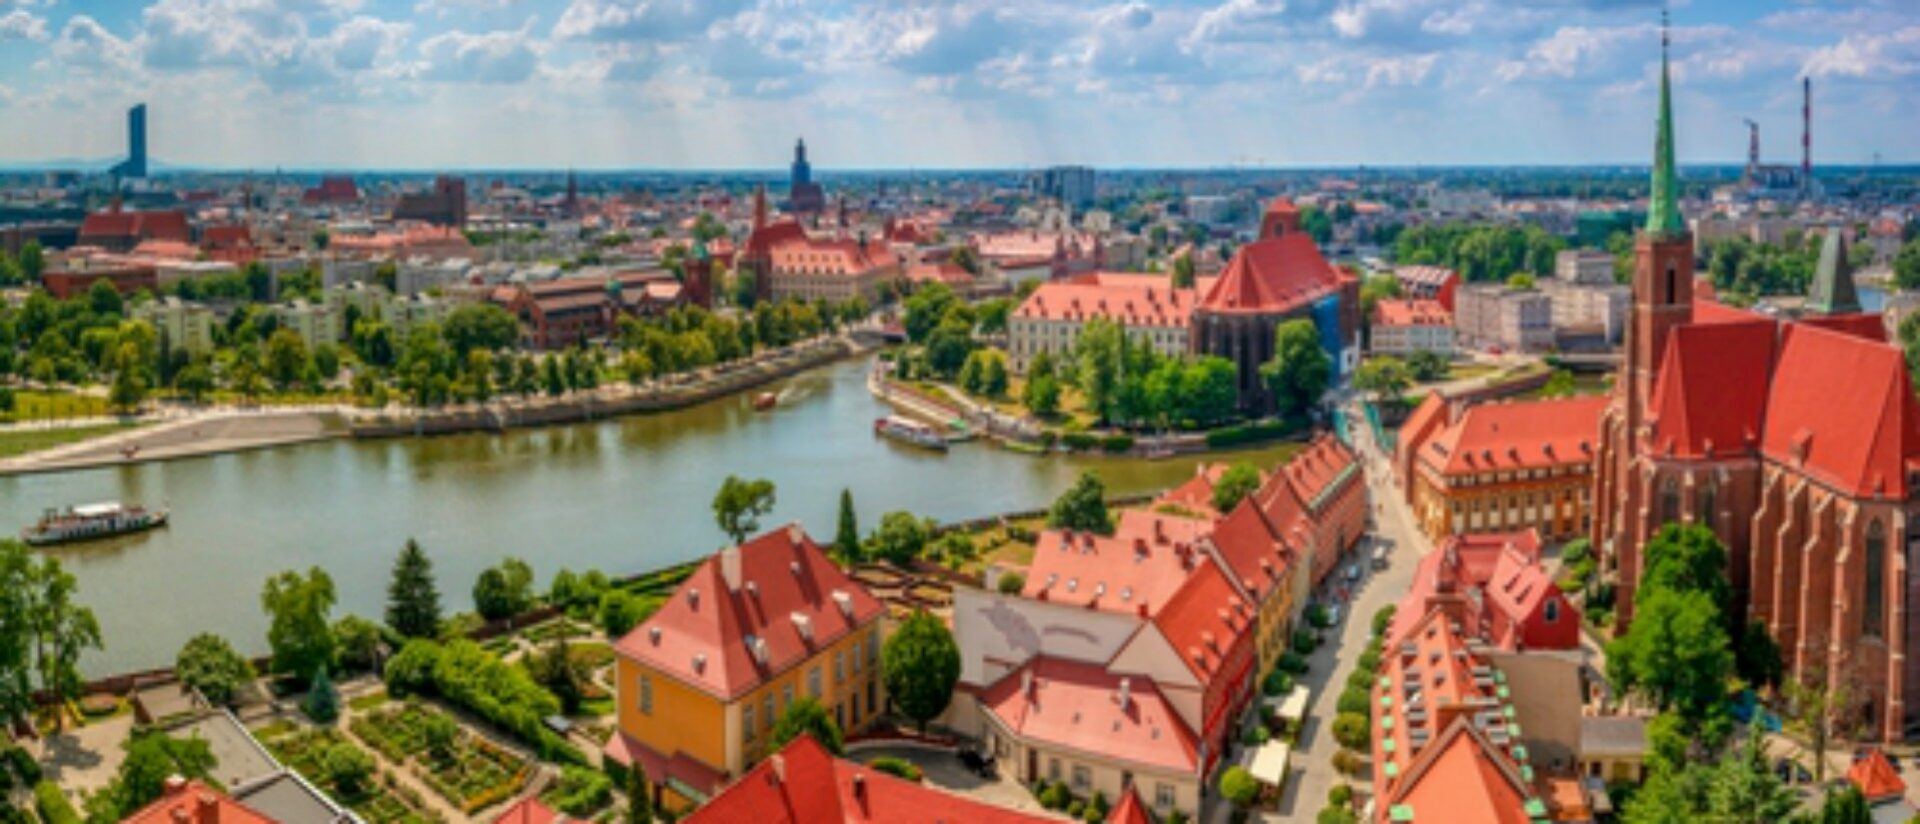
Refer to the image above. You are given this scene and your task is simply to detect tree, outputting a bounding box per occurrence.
[1212,463,1262,512]
[442,304,520,357]
[304,666,339,724]
[1219,765,1260,809]
[1817,785,1872,824]
[1047,471,1111,534]
[175,633,254,707]
[386,539,442,639]
[18,241,43,281]
[87,278,124,316]
[834,489,861,563]
[882,611,960,731]
[1893,239,1920,290]
[532,638,587,715]
[0,543,36,727]
[1784,661,1858,786]
[261,567,337,682]
[1352,357,1412,402]
[1605,588,1733,723]
[325,743,374,796]
[1075,318,1124,422]
[1540,369,1577,398]
[175,363,215,403]
[264,328,312,390]
[869,511,934,567]
[1171,253,1196,289]
[18,552,103,731]
[422,713,459,763]
[333,615,383,673]
[626,762,653,824]
[1331,712,1370,750]
[1260,318,1331,420]
[1023,371,1061,417]
[768,696,843,755]
[84,732,216,822]
[712,475,777,544]
[1406,349,1447,382]
[473,557,535,622]
[598,590,660,638]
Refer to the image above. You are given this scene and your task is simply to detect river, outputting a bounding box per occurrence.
[1,356,1303,674]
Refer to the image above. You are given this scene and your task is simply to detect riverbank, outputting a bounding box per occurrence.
[0,336,862,476]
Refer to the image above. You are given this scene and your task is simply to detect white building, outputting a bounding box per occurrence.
[1454,284,1553,352]
[1006,274,1201,372]
[132,297,215,357]
[272,300,344,349]
[1370,299,1454,357]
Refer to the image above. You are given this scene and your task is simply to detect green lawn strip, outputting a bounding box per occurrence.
[0,422,144,460]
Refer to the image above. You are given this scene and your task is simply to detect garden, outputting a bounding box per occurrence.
[256,723,444,824]
[348,702,532,815]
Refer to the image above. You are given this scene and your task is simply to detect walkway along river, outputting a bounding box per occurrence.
[0,356,1305,674]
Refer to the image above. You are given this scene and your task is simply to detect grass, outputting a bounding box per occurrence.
[0,422,143,460]
[348,690,391,712]
[259,724,444,824]
[1444,363,1499,381]
[0,390,112,423]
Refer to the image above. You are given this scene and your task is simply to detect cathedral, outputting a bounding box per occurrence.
[1590,33,1920,741]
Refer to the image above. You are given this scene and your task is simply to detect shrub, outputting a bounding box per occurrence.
[546,766,613,817]
[1292,628,1318,654]
[1356,648,1381,674]
[866,757,922,782]
[1061,433,1098,452]
[1205,419,1291,449]
[324,744,375,796]
[1306,604,1332,629]
[1262,670,1292,697]
[1219,765,1260,809]
[1328,784,1353,807]
[1371,605,1396,638]
[1100,435,1134,453]
[3,746,41,787]
[1317,806,1359,824]
[997,572,1026,595]
[1331,749,1365,779]
[1346,668,1375,692]
[381,638,581,764]
[1241,724,1271,746]
[304,669,339,724]
[1336,688,1371,716]
[1331,713,1371,751]
[1066,800,1085,819]
[1039,782,1071,810]
[1278,652,1309,675]
[35,781,80,824]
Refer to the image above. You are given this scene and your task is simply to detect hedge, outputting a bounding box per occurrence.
[1061,433,1099,452]
[35,781,80,824]
[383,639,586,765]
[1205,419,1293,449]
[1099,435,1134,453]
[866,757,922,782]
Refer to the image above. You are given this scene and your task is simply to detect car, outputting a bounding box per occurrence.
[1371,544,1391,570]
[1325,604,1343,626]
[958,746,996,778]
[1344,564,1362,584]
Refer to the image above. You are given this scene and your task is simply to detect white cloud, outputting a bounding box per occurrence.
[0,9,47,41]
[552,0,750,43]
[419,24,541,83]
[1803,27,1920,79]
[50,15,139,73]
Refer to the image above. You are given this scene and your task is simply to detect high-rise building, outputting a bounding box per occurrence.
[789,138,825,214]
[110,104,147,179]
[1039,165,1095,209]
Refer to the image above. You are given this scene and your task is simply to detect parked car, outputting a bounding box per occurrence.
[1371,544,1391,570]
[958,746,996,779]
[1326,604,1343,627]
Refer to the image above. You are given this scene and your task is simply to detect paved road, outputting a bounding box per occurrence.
[1271,396,1434,822]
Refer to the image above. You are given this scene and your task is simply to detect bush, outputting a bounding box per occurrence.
[997,572,1026,594]
[1371,605,1396,638]
[1331,712,1371,751]
[1066,800,1085,819]
[1331,748,1365,779]
[1039,782,1071,810]
[1345,668,1375,692]
[1292,628,1318,654]
[1241,724,1271,746]
[380,638,582,764]
[1336,687,1371,716]
[1262,670,1292,697]
[1306,604,1332,629]
[324,744,374,796]
[304,669,339,724]
[866,757,922,782]
[546,766,613,816]
[1277,652,1309,675]
[1317,806,1359,824]
[35,782,80,824]
[1328,784,1353,807]
[1061,433,1098,452]
[1219,765,1260,808]
[3,746,41,786]
[1205,420,1291,449]
[1100,435,1134,453]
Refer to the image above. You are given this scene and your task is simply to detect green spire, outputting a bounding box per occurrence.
[1645,14,1685,238]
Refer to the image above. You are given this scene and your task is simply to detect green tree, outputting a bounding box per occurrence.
[1891,239,1920,290]
[1352,357,1412,402]
[834,488,861,563]
[1023,371,1061,417]
[882,611,961,731]
[1260,318,1331,420]
[442,304,520,357]
[1605,589,1733,723]
[768,696,843,756]
[386,539,442,639]
[869,511,934,567]
[1171,253,1196,289]
[84,732,216,822]
[1331,712,1370,750]
[18,241,43,281]
[23,554,102,731]
[0,543,36,727]
[712,475,777,544]
[1406,349,1447,382]
[1219,765,1260,809]
[174,633,255,707]
[263,327,312,390]
[1047,471,1111,534]
[1212,463,1262,512]
[531,638,586,715]
[1540,369,1577,398]
[626,762,652,824]
[324,744,373,796]
[332,616,383,673]
[473,557,535,622]
[300,667,339,725]
[1075,318,1125,423]
[87,279,124,317]
[1817,785,1872,824]
[597,590,660,638]
[261,567,337,682]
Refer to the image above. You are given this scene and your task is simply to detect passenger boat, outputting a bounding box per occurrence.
[22,502,169,547]
[753,392,778,411]
[873,416,948,451]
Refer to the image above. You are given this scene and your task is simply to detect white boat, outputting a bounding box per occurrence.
[22,502,169,547]
[874,416,948,451]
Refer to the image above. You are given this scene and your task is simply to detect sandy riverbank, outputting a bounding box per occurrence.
[0,411,345,476]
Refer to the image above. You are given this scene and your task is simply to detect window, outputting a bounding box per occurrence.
[1071,765,1092,791]
[869,628,881,666]
[639,674,653,715]
[763,695,774,731]
[835,650,845,684]
[1544,598,1560,624]
[1155,783,1177,809]
[1659,476,1681,526]
[1865,520,1887,638]
[743,704,755,745]
[1696,478,1718,526]
[808,666,823,698]
[1048,759,1062,782]
[783,683,794,712]
[851,640,862,674]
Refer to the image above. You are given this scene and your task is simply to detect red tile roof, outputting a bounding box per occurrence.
[1761,322,1920,498]
[1013,280,1200,329]
[1419,396,1607,477]
[1799,311,1888,343]
[980,656,1201,775]
[1024,510,1210,616]
[1374,299,1451,328]
[79,209,190,244]
[1649,318,1776,459]
[770,237,900,277]
[1199,233,1351,315]
[1849,748,1907,802]
[1206,498,1293,603]
[490,795,561,824]
[1281,434,1361,510]
[119,778,275,824]
[1379,720,1534,824]
[1106,786,1154,824]
[746,219,808,257]
[613,524,886,701]
[1151,556,1255,682]
[687,736,1053,824]
[1157,462,1231,516]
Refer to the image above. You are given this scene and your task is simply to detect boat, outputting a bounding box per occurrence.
[874,416,948,451]
[753,392,778,411]
[22,502,169,547]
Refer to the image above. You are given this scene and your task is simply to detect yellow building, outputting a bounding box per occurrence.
[606,524,887,810]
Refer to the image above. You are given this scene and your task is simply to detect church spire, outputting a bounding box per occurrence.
[1645,9,1685,238]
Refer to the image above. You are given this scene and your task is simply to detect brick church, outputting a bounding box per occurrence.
[1591,34,1920,741]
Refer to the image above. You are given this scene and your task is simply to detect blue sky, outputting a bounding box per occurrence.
[0,0,1914,170]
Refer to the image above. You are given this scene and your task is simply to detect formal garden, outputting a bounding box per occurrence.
[348,702,532,815]
[255,722,445,824]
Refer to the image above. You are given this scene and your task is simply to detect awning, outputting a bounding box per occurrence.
[1238,741,1292,787]
[1267,686,1311,725]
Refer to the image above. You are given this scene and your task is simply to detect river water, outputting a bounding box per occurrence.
[1,357,1301,674]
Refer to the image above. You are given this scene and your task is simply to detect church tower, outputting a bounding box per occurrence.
[1625,14,1694,432]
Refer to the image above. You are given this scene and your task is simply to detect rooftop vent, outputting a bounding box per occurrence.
[648,627,662,645]
[688,588,700,609]
[832,589,854,617]
[692,653,707,674]
[746,634,768,665]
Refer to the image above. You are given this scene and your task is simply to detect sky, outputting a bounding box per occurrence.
[0,0,1915,171]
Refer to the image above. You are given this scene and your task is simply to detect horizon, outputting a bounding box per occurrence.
[0,0,1915,170]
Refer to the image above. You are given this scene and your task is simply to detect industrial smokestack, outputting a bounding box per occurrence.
[1802,76,1812,195]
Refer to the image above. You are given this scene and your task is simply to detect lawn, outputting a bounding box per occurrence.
[350,702,531,815]
[0,390,112,423]
[0,423,143,460]
[258,724,444,824]
[957,516,1044,577]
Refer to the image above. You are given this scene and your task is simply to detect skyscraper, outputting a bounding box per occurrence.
[110,104,148,179]
[789,138,824,213]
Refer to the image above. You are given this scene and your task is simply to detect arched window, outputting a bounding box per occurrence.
[1666,266,1678,303]
[1696,478,1718,528]
[1864,519,1887,638]
[1660,476,1681,526]
[1544,598,1561,624]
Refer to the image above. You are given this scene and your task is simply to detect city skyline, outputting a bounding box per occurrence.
[0,0,1915,171]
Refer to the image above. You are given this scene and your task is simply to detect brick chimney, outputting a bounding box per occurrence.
[720,545,743,592]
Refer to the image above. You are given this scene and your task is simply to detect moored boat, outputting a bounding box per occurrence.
[873,416,948,451]
[753,392,778,411]
[22,502,169,547]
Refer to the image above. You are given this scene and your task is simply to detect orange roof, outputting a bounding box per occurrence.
[1024,510,1210,615]
[1014,279,1199,329]
[1374,299,1451,328]
[1281,434,1361,509]
[1106,786,1154,824]
[491,796,560,824]
[1849,748,1907,802]
[1761,322,1920,498]
[1151,555,1255,682]
[1199,232,1351,315]
[120,778,275,824]
[1387,531,1545,648]
[1382,721,1534,824]
[979,656,1201,775]
[1419,396,1607,477]
[1206,497,1293,602]
[769,237,899,277]
[1649,319,1776,459]
[613,524,886,701]
[1157,462,1230,516]
[687,736,1055,824]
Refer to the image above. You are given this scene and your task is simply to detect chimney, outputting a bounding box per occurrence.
[769,753,787,783]
[720,546,743,592]
[196,793,219,824]
[1118,677,1132,711]
[164,776,189,797]
[1021,668,1034,699]
[1802,76,1812,191]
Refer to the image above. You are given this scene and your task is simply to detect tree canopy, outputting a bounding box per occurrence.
[262,567,337,682]
[1260,318,1331,420]
[1212,463,1263,513]
[712,475,777,544]
[1048,471,1112,535]
[882,611,961,730]
[472,557,536,622]
[175,633,255,707]
[768,696,843,756]
[386,539,442,639]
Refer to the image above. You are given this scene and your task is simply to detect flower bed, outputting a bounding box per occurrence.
[352,703,531,815]
[258,724,443,824]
